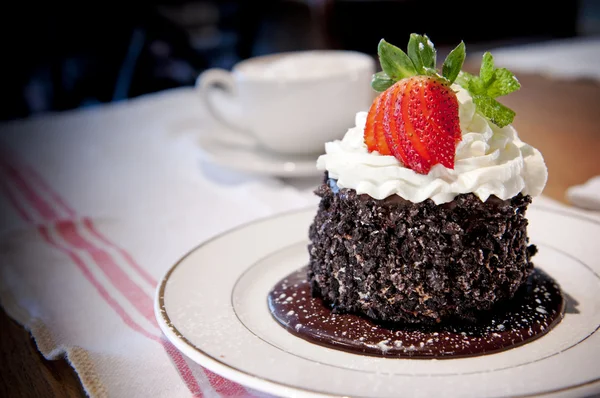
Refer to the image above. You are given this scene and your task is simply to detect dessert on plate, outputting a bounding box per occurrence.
[269,34,562,358]
[308,34,548,325]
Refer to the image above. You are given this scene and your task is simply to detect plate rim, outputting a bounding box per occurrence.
[155,205,600,398]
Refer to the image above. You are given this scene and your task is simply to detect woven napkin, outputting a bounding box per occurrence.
[0,88,318,397]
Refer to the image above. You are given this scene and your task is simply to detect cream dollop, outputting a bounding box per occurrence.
[316,84,547,204]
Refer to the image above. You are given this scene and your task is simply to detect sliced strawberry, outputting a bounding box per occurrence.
[364,94,379,152]
[364,75,461,174]
[374,89,392,155]
[388,80,427,172]
[364,92,391,155]
[401,78,433,173]
[362,36,471,174]
[418,79,461,169]
[382,82,407,165]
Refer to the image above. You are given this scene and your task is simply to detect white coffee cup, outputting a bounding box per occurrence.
[196,50,376,155]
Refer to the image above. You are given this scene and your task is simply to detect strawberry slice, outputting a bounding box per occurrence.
[382,82,407,165]
[364,75,460,174]
[364,92,392,155]
[364,94,379,152]
[374,89,393,155]
[418,78,461,168]
[401,78,434,173]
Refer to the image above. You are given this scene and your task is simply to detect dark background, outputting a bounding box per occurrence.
[1,0,597,122]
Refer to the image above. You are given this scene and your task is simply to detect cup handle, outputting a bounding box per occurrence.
[196,69,256,147]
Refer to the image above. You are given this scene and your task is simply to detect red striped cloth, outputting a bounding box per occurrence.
[0,89,315,397]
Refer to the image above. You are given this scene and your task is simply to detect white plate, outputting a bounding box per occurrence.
[197,134,322,178]
[155,205,600,398]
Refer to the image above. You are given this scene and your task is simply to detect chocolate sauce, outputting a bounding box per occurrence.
[268,267,564,358]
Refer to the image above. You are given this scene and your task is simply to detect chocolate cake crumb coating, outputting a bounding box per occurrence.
[307,174,538,324]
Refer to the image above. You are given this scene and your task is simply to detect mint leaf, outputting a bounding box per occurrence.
[468,75,486,95]
[371,71,395,92]
[378,39,417,81]
[486,68,521,98]
[455,70,475,88]
[472,95,515,127]
[407,34,436,73]
[456,54,520,127]
[480,52,494,84]
[456,71,486,95]
[442,41,466,84]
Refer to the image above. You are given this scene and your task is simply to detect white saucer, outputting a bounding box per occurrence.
[155,205,600,397]
[197,134,323,178]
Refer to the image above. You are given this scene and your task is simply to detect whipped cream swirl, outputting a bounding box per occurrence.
[316,85,548,204]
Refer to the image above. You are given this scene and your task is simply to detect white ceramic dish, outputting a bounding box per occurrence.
[155,206,600,398]
[197,134,322,178]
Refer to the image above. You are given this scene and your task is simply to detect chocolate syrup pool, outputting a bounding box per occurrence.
[268,267,564,358]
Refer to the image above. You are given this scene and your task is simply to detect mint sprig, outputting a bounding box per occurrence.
[455,52,520,127]
[372,35,520,128]
[471,95,515,128]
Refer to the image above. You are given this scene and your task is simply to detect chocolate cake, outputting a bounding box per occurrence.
[302,35,549,327]
[308,176,537,324]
